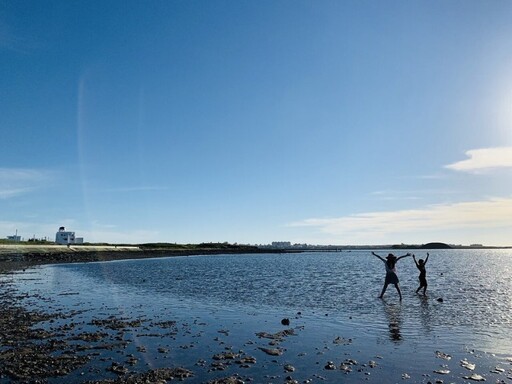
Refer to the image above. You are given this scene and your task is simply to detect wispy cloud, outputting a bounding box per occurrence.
[289,197,512,240]
[445,147,512,172]
[0,168,53,199]
[369,189,458,201]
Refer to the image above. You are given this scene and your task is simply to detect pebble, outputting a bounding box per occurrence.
[461,359,476,371]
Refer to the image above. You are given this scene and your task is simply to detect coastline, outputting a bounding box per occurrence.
[0,245,275,383]
[2,248,511,383]
[0,244,282,272]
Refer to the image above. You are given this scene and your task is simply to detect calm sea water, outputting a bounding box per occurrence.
[5,249,512,383]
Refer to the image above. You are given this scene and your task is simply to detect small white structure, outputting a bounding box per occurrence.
[6,229,21,242]
[55,226,83,245]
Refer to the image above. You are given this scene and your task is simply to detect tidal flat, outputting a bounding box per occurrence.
[1,250,512,383]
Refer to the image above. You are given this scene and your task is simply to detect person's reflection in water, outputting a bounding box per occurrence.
[418,295,433,333]
[382,300,403,343]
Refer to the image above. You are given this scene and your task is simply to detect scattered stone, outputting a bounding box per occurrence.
[258,347,283,356]
[284,364,295,372]
[207,375,245,384]
[256,329,295,342]
[153,320,177,329]
[333,336,352,345]
[281,318,290,326]
[90,318,143,330]
[435,351,452,360]
[235,355,257,366]
[324,361,336,370]
[461,359,476,371]
[210,361,228,371]
[106,362,128,375]
[91,367,194,383]
[125,356,138,366]
[462,373,486,381]
[213,352,239,360]
[434,369,450,374]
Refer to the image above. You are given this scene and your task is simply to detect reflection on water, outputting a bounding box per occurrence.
[6,249,512,353]
[381,301,403,343]
[418,295,433,334]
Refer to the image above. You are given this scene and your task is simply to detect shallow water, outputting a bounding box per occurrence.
[4,249,512,383]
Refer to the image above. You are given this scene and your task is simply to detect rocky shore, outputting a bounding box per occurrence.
[0,244,287,384]
[0,273,196,383]
[0,265,296,384]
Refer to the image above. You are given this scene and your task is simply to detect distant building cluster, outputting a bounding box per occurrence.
[259,242,342,250]
[3,227,84,245]
[270,241,291,249]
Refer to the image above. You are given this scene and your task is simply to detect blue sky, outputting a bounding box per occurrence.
[1,1,512,246]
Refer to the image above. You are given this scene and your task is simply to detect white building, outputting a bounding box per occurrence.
[55,226,84,245]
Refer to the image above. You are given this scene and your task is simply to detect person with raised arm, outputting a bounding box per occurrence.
[372,251,411,300]
[413,253,430,295]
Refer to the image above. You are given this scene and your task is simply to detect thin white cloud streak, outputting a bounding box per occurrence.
[0,187,34,199]
[0,168,53,199]
[289,197,512,240]
[445,147,512,172]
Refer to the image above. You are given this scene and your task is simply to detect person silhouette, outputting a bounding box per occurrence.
[372,251,411,300]
[413,253,430,295]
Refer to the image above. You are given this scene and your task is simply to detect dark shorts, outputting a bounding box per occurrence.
[419,276,427,287]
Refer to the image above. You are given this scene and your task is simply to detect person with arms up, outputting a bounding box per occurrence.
[372,251,411,300]
[413,253,430,295]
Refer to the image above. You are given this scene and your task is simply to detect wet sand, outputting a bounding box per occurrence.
[1,247,512,383]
